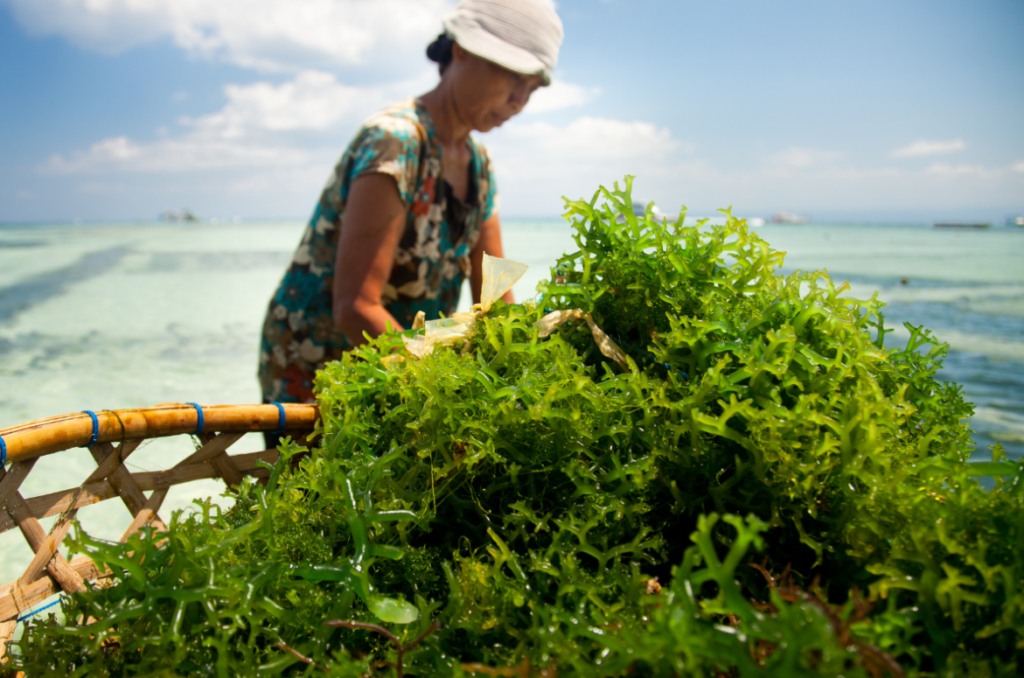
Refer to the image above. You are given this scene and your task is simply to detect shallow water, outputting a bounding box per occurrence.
[1,218,1022,587]
[762,222,1024,461]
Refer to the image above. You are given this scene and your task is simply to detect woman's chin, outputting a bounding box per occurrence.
[479,114,507,133]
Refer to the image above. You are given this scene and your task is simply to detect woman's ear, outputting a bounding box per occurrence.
[451,41,467,63]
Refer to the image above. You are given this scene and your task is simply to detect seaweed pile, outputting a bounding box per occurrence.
[8,178,1023,677]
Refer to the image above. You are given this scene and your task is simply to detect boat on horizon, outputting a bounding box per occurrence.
[772,211,810,225]
[159,209,201,223]
[619,201,674,223]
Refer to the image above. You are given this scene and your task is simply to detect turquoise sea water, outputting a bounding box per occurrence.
[1,218,1022,586]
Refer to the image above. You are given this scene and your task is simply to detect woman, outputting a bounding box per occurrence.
[258,0,564,423]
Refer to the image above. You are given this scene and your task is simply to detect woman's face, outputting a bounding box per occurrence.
[447,43,544,133]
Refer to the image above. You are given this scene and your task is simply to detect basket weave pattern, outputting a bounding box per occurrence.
[0,403,319,657]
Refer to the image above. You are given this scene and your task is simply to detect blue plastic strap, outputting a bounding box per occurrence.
[17,598,62,622]
[270,402,286,435]
[663,363,689,381]
[81,410,99,448]
[186,402,204,435]
[0,434,6,466]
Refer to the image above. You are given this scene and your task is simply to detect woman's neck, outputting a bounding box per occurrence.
[420,82,471,148]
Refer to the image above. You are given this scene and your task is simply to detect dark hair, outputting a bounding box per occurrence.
[426,33,454,75]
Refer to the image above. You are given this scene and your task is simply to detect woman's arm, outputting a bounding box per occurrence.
[470,213,515,305]
[332,173,407,346]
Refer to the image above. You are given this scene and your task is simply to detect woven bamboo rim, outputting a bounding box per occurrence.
[0,402,319,659]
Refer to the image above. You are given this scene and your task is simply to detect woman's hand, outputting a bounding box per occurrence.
[470,214,514,305]
[332,173,407,346]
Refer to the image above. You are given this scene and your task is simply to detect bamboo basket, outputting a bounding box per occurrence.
[0,402,319,658]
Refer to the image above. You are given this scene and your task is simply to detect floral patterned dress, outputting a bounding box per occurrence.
[258,98,499,403]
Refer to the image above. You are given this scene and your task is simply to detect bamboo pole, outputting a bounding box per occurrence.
[120,489,168,543]
[7,493,86,595]
[0,556,108,626]
[88,442,148,517]
[197,433,245,487]
[1,460,87,596]
[87,439,144,486]
[0,461,35,515]
[0,620,15,660]
[0,403,319,465]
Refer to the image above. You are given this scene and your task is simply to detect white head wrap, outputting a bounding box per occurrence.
[443,0,564,86]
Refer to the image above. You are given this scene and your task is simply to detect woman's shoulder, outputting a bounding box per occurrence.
[359,98,428,142]
[330,99,430,209]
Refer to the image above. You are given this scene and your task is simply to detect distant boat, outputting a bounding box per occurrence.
[772,211,810,225]
[933,222,990,230]
[747,217,766,228]
[1008,216,1024,227]
[622,201,674,223]
[160,209,201,223]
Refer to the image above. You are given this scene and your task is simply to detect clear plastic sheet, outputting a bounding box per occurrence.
[535,309,584,338]
[479,252,528,312]
[401,333,433,358]
[425,314,477,342]
[533,309,630,370]
[397,255,529,357]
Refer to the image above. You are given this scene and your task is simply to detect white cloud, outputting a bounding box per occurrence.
[484,116,685,213]
[924,162,988,178]
[41,135,310,174]
[5,0,455,73]
[38,69,435,174]
[27,56,1024,219]
[483,117,1023,216]
[921,161,1024,180]
[181,70,403,138]
[525,80,600,114]
[891,138,966,158]
[769,147,843,169]
[497,117,676,162]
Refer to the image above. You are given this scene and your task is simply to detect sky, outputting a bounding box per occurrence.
[1,0,1022,223]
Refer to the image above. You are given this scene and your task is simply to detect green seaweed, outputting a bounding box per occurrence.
[8,177,1023,677]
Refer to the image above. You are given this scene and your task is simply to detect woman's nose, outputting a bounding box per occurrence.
[508,84,530,112]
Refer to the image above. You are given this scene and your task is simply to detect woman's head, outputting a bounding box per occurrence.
[430,0,562,83]
[426,0,563,132]
[437,41,544,132]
